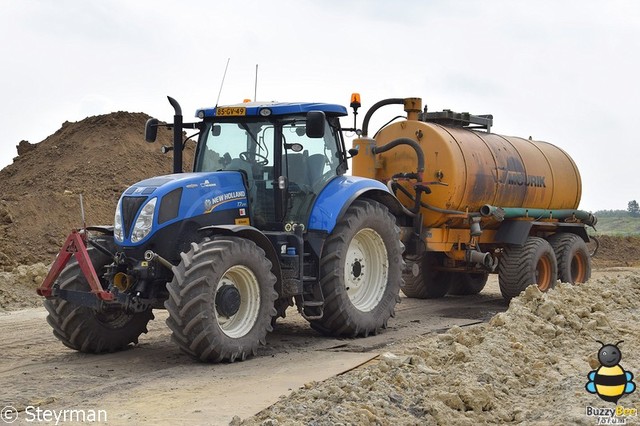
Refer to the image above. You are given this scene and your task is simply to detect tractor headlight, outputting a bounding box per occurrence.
[131,197,157,243]
[114,199,124,242]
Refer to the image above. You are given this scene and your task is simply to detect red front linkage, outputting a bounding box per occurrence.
[37,230,114,301]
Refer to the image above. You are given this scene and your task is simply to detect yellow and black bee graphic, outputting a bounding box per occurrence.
[586,340,636,403]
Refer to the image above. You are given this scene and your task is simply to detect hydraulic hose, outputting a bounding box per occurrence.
[361,98,404,137]
[385,181,417,218]
[372,138,425,180]
[390,181,469,216]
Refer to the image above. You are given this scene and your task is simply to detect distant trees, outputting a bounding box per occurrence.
[629,200,640,218]
[593,201,640,218]
[595,209,630,217]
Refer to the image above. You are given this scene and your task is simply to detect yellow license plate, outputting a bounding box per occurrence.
[216,107,246,116]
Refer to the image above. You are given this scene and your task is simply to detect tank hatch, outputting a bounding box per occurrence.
[421,109,493,132]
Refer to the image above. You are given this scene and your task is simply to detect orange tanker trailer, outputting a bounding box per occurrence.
[351,96,596,301]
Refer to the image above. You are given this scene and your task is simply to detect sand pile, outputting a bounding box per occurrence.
[237,270,640,425]
[0,112,193,270]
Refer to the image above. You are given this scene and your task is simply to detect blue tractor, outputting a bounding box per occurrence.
[38,96,406,362]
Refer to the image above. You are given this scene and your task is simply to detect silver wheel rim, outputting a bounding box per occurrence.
[214,265,261,338]
[344,228,389,312]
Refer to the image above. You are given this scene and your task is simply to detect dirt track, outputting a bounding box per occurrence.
[1,275,507,425]
[2,268,639,425]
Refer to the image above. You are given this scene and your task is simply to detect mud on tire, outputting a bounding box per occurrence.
[309,199,403,337]
[165,237,277,362]
[44,236,154,353]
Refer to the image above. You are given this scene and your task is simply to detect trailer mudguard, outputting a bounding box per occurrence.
[308,176,394,233]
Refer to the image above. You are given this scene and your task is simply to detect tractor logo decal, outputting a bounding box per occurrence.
[200,179,217,188]
[204,191,247,213]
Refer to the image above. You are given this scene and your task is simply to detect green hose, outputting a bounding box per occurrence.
[480,204,597,226]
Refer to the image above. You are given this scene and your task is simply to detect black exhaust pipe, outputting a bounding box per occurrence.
[167,96,183,174]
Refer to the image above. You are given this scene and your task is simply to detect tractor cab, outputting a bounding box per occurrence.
[192,102,349,231]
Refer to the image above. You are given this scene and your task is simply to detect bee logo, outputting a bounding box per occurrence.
[585,340,636,403]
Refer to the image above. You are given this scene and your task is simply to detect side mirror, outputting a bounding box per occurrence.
[306,111,325,138]
[145,118,159,143]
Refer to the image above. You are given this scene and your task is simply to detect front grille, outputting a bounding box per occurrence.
[121,196,147,238]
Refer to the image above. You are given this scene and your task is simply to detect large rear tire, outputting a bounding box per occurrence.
[448,272,489,296]
[548,233,591,284]
[498,236,558,301]
[401,253,451,299]
[165,237,277,362]
[309,200,403,337]
[44,236,154,353]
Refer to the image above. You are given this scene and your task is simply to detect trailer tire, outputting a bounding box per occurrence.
[548,233,591,284]
[499,236,558,301]
[165,237,277,362]
[44,236,154,353]
[310,199,403,337]
[448,272,489,296]
[401,253,451,299]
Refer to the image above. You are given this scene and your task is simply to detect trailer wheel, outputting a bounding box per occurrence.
[448,272,489,296]
[165,237,277,362]
[44,237,154,353]
[310,199,403,337]
[401,253,451,299]
[498,236,558,301]
[548,233,591,284]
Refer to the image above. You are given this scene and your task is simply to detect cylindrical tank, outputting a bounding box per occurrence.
[353,118,582,228]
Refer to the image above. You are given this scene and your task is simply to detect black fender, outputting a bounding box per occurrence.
[495,220,590,246]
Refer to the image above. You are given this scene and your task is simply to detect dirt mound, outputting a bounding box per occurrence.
[0,112,193,270]
[591,235,640,268]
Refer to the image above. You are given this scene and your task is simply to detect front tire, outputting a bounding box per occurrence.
[309,200,403,337]
[44,236,154,353]
[165,237,277,362]
[498,236,558,301]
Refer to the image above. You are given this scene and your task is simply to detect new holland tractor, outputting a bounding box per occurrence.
[38,94,595,362]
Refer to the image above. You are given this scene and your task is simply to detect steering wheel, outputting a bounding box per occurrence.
[239,151,269,165]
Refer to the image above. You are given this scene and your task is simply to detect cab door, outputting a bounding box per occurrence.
[280,118,340,229]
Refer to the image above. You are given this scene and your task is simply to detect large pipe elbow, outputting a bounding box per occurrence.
[372,137,425,179]
[361,98,404,137]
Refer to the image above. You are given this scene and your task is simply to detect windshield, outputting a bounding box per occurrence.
[195,117,341,176]
[194,115,344,228]
[196,120,272,172]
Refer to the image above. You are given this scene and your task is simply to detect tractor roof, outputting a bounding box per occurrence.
[195,101,348,119]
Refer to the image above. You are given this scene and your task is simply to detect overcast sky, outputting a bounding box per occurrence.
[1,0,638,212]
